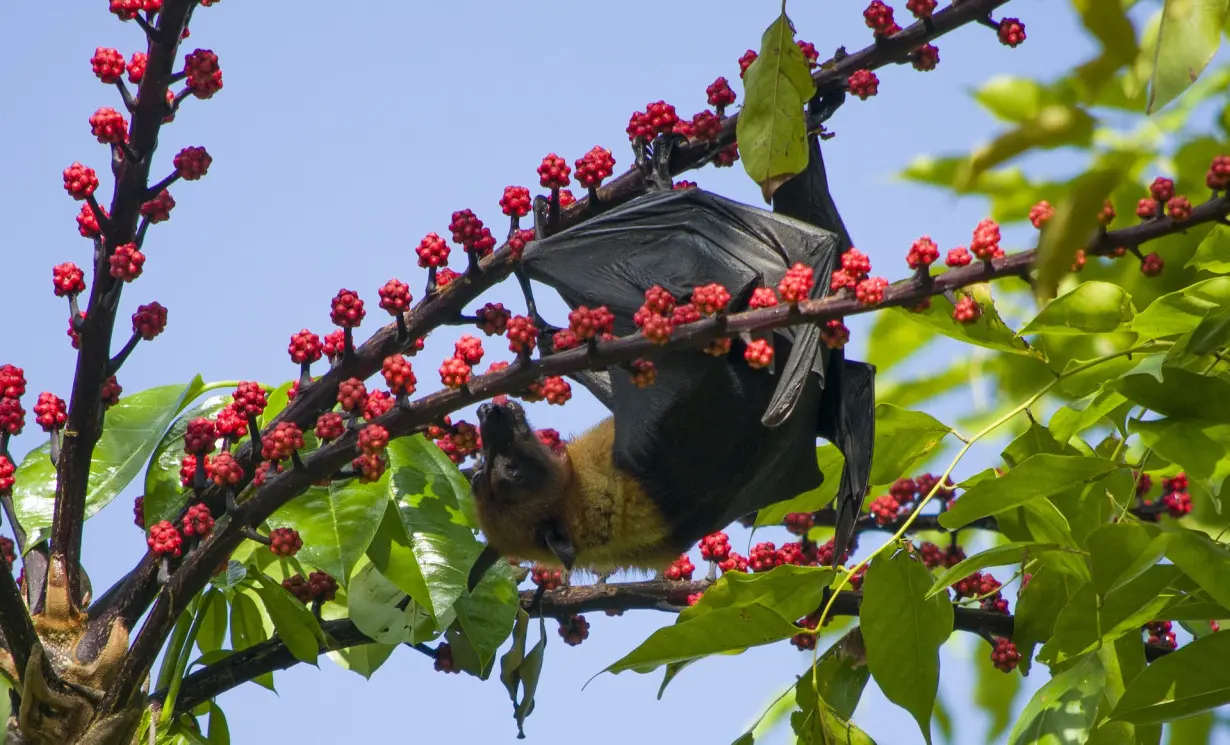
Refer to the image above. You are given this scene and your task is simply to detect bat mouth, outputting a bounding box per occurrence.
[476,400,532,455]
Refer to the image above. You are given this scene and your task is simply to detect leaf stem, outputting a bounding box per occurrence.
[159,590,213,726]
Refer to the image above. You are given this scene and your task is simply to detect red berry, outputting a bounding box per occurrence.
[706,77,737,108]
[718,552,749,574]
[476,303,512,336]
[506,315,539,355]
[77,202,107,238]
[713,142,739,168]
[262,422,305,461]
[283,575,312,603]
[52,262,86,297]
[991,637,1021,672]
[183,417,218,455]
[1140,252,1165,277]
[629,360,657,388]
[288,329,323,365]
[215,404,248,441]
[542,376,572,405]
[337,377,368,412]
[436,268,461,289]
[232,381,268,418]
[997,18,1026,47]
[182,503,214,537]
[508,228,535,258]
[128,302,166,341]
[0,366,25,399]
[210,450,244,487]
[315,412,346,442]
[777,263,815,304]
[0,398,26,436]
[363,389,395,422]
[691,283,731,315]
[63,163,99,200]
[537,154,571,190]
[558,614,590,646]
[848,69,879,99]
[574,147,617,189]
[358,424,390,456]
[744,339,774,369]
[870,495,901,525]
[906,0,936,17]
[89,107,128,145]
[690,110,722,142]
[797,39,819,68]
[907,237,940,269]
[784,512,814,536]
[671,303,701,327]
[749,541,782,573]
[970,218,1002,260]
[330,289,365,328]
[127,51,147,83]
[1150,177,1175,203]
[953,295,982,324]
[749,287,779,308]
[1029,201,1054,228]
[109,243,146,282]
[101,375,122,408]
[453,335,484,365]
[140,190,175,223]
[1096,200,1116,227]
[380,354,416,396]
[863,0,896,34]
[308,571,339,602]
[946,247,972,267]
[1167,196,1192,221]
[377,279,412,315]
[173,146,211,180]
[270,527,303,557]
[1135,197,1158,219]
[663,554,695,581]
[500,185,532,218]
[841,248,872,279]
[638,312,674,344]
[0,456,17,493]
[912,43,939,71]
[184,48,223,99]
[699,531,731,561]
[32,392,67,432]
[439,356,472,389]
[147,520,183,558]
[1207,155,1230,190]
[855,276,888,306]
[416,233,450,269]
[351,452,386,484]
[738,50,758,78]
[91,47,126,83]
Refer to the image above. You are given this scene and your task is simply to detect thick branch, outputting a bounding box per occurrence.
[50,0,195,607]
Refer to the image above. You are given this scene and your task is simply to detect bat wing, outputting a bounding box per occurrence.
[521,187,841,548]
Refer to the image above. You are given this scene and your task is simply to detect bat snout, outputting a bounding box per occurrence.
[477,400,529,454]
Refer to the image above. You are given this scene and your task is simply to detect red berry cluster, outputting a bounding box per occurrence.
[626,101,678,142]
[31,392,66,433]
[998,18,1026,48]
[629,360,657,388]
[439,357,471,389]
[288,329,323,365]
[380,354,416,396]
[63,162,99,201]
[500,185,532,218]
[91,47,126,83]
[1028,200,1054,228]
[633,286,677,344]
[863,0,901,36]
[77,203,106,238]
[378,279,412,315]
[183,417,218,455]
[906,237,939,270]
[449,209,496,259]
[912,43,940,72]
[506,315,539,355]
[1140,252,1165,277]
[663,554,695,581]
[148,520,183,558]
[706,77,736,110]
[232,381,267,419]
[791,613,821,650]
[358,424,390,456]
[574,146,616,189]
[133,495,145,529]
[1144,620,1177,649]
[270,527,304,557]
[531,565,565,590]
[737,50,758,78]
[127,52,147,83]
[906,0,936,17]
[699,531,730,562]
[991,637,1021,672]
[262,422,305,461]
[0,455,16,494]
[848,69,879,100]
[140,189,176,223]
[1207,154,1230,190]
[363,389,393,422]
[952,294,982,325]
[184,48,224,99]
[174,146,212,180]
[537,154,571,190]
[558,614,590,646]
[180,454,213,488]
[182,503,214,538]
[777,263,814,304]
[211,451,244,487]
[744,338,774,370]
[109,243,146,282]
[416,233,450,269]
[89,107,128,145]
[283,571,339,604]
[535,428,565,455]
[1161,473,1191,517]
[330,289,365,328]
[476,303,511,336]
[508,228,535,258]
[970,218,1003,261]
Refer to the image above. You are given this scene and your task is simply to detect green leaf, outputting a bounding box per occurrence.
[1166,529,1230,612]
[1087,522,1164,595]
[257,380,295,429]
[1034,164,1126,302]
[206,702,229,745]
[512,617,547,738]
[251,573,323,665]
[864,305,938,375]
[452,558,519,673]
[806,630,871,720]
[142,394,231,529]
[229,591,274,691]
[267,475,390,590]
[890,284,1042,358]
[347,561,438,645]
[1165,712,1214,744]
[364,499,431,610]
[1008,653,1105,745]
[682,565,833,625]
[1019,281,1135,336]
[868,404,951,487]
[386,435,483,620]
[1130,418,1230,496]
[971,76,1052,123]
[860,549,952,745]
[13,377,206,542]
[736,11,815,202]
[940,455,1120,530]
[1146,0,1229,113]
[326,642,395,680]
[1049,388,1129,445]
[1039,566,1180,664]
[1187,225,1230,274]
[499,610,531,706]
[1131,276,1230,339]
[1114,368,1230,421]
[755,446,842,526]
[195,588,227,655]
[792,680,878,745]
[1014,568,1080,674]
[927,542,1061,599]
[603,602,800,675]
[1187,306,1230,356]
[1111,628,1230,724]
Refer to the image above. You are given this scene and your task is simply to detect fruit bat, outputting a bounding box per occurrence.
[468,97,874,590]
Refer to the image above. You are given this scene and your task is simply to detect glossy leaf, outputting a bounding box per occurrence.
[682,565,833,625]
[868,404,952,487]
[1039,566,1180,664]
[452,557,519,673]
[940,455,1120,529]
[1114,368,1230,421]
[229,591,274,691]
[1019,281,1134,336]
[1111,628,1230,724]
[251,573,323,665]
[861,550,952,745]
[604,602,800,675]
[736,11,815,202]
[347,561,438,645]
[1146,0,1230,113]
[1187,225,1230,273]
[1086,522,1164,595]
[960,106,1097,190]
[890,284,1041,358]
[364,499,431,611]
[1007,653,1105,745]
[142,393,231,529]
[13,377,206,542]
[1131,276,1230,339]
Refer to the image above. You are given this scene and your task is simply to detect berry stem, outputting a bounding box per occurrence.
[147,171,181,199]
[132,13,157,39]
[246,412,263,465]
[167,70,187,85]
[85,194,109,236]
[108,333,141,376]
[115,80,137,113]
[241,527,270,546]
[48,430,61,466]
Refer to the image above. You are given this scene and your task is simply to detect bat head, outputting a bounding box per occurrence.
[472,400,569,511]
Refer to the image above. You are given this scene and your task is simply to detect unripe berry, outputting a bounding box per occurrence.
[1167,196,1192,221]
[1150,177,1175,202]
[1207,155,1230,190]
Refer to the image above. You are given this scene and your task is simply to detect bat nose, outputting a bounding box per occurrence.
[477,403,494,421]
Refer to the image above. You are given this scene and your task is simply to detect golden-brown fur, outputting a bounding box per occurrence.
[474,417,678,574]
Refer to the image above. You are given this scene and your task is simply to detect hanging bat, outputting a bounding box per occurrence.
[468,100,874,590]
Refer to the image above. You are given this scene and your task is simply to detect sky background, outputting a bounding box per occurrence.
[1,1,1225,743]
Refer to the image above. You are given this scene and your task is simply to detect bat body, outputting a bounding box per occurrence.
[469,117,875,588]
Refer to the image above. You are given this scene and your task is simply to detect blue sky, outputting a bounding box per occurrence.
[1,1,1221,743]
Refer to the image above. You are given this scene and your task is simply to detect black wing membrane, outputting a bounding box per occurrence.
[522,187,843,550]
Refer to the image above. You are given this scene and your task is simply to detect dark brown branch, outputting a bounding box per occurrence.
[50,0,195,609]
[150,576,1175,713]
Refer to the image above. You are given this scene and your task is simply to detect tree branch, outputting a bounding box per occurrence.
[50,0,195,610]
[0,567,37,677]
